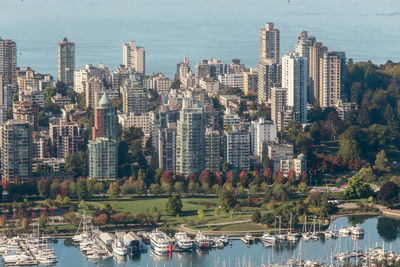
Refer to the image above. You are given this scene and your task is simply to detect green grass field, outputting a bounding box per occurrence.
[84,196,254,226]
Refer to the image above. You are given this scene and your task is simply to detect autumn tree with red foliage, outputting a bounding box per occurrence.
[199,170,211,186]
[188,173,197,182]
[263,168,273,184]
[215,172,224,185]
[161,170,174,184]
[287,169,297,185]
[239,171,249,187]
[275,169,286,184]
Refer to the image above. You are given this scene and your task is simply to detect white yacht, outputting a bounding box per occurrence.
[339,226,351,235]
[174,231,193,251]
[287,232,299,242]
[149,229,170,254]
[194,231,210,249]
[112,239,128,256]
[218,235,229,245]
[350,225,364,235]
[242,233,255,244]
[261,232,276,245]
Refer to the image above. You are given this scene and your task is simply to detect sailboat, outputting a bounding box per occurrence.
[310,217,319,241]
[276,216,286,242]
[302,215,311,241]
[286,213,298,242]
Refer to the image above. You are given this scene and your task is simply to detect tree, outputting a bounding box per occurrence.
[263,156,271,169]
[76,179,88,200]
[150,183,162,195]
[21,217,30,232]
[282,121,303,143]
[173,182,185,195]
[138,169,146,181]
[344,175,373,199]
[375,150,389,173]
[37,179,50,198]
[154,169,163,184]
[264,168,273,184]
[65,152,87,177]
[219,183,237,212]
[161,170,174,184]
[239,171,249,187]
[222,162,230,173]
[38,110,49,127]
[377,182,400,207]
[251,209,261,223]
[0,215,7,226]
[197,209,205,220]
[38,213,49,229]
[108,182,120,199]
[198,170,211,187]
[165,195,183,216]
[215,172,224,185]
[94,213,109,225]
[287,169,297,185]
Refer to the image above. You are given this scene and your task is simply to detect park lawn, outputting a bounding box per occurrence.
[84,196,253,225]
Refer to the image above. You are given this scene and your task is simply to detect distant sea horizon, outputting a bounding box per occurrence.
[1,0,399,78]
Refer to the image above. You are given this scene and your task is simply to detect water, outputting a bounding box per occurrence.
[1,0,399,78]
[19,216,400,266]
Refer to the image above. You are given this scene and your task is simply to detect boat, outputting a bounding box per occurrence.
[241,233,255,244]
[215,240,224,249]
[350,225,364,235]
[149,229,170,254]
[261,232,276,245]
[87,253,101,260]
[218,235,229,245]
[174,231,193,251]
[286,213,299,242]
[324,230,337,239]
[112,239,128,256]
[194,231,210,249]
[339,226,351,235]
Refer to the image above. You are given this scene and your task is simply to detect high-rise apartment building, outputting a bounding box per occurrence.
[89,93,118,180]
[224,126,250,171]
[259,22,280,64]
[1,120,32,182]
[123,41,145,74]
[92,93,118,140]
[13,101,39,131]
[58,38,75,84]
[319,51,346,108]
[0,38,17,91]
[176,57,191,79]
[243,69,258,95]
[295,31,316,61]
[295,31,316,102]
[74,64,111,94]
[157,122,177,171]
[205,128,222,173]
[225,59,246,74]
[257,59,281,104]
[308,42,327,104]
[88,137,118,180]
[250,118,277,157]
[86,77,105,109]
[175,98,205,177]
[282,52,308,123]
[49,119,83,159]
[121,80,147,115]
[271,87,287,124]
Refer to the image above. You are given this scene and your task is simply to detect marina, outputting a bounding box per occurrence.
[2,216,400,266]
